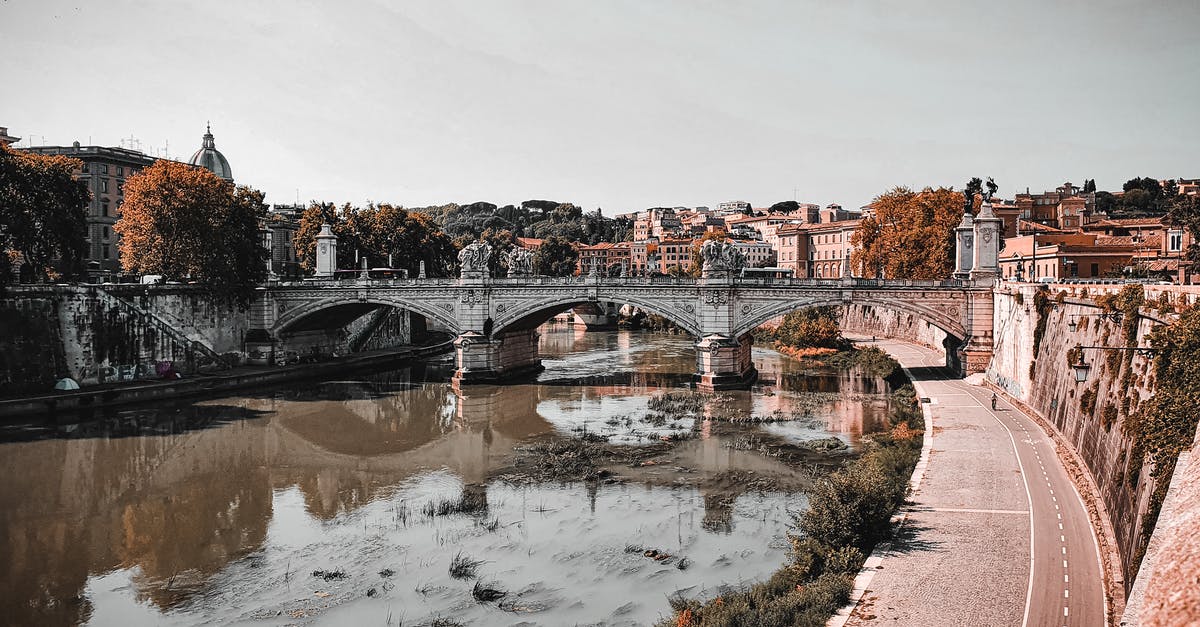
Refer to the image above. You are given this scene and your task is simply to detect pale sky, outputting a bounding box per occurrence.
[3,0,1198,213]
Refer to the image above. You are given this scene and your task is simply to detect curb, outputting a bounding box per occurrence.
[827,359,936,627]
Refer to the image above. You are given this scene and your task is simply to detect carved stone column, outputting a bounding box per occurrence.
[953,212,975,279]
[970,202,1002,282]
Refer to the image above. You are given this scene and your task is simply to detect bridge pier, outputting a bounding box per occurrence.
[694,332,758,391]
[452,328,544,386]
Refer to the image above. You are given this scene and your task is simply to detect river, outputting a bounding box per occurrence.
[0,324,900,627]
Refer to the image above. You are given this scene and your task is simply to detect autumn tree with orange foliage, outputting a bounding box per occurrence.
[851,186,965,280]
[0,144,90,284]
[114,160,266,306]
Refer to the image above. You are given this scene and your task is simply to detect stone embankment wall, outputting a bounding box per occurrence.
[986,284,1196,595]
[1,285,247,394]
[841,303,949,350]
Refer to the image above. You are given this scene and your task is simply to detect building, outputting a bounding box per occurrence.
[263,204,304,278]
[774,219,860,279]
[188,123,233,181]
[999,233,1137,280]
[0,126,20,146]
[1014,182,1095,231]
[18,124,234,277]
[717,200,751,215]
[20,142,159,274]
[577,241,632,275]
[733,240,775,268]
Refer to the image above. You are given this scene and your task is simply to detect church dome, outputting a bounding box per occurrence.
[188,123,233,181]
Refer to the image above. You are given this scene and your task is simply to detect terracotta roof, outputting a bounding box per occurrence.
[1017,219,1069,233]
[1086,217,1165,228]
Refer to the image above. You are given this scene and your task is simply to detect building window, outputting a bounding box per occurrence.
[103,226,110,240]
[1091,263,1099,276]
[117,166,124,176]
[102,201,109,216]
[102,244,110,259]
[1169,230,1183,252]
[101,179,108,193]
[101,164,109,174]
[81,163,89,173]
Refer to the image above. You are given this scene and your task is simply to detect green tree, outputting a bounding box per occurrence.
[533,235,579,276]
[344,203,456,277]
[114,160,267,306]
[294,201,358,271]
[771,307,844,349]
[0,144,89,284]
[1083,179,1097,193]
[851,186,963,280]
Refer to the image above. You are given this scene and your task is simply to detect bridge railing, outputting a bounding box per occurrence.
[263,275,973,289]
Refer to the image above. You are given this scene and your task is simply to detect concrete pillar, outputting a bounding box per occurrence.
[314,224,337,278]
[970,202,1002,282]
[452,328,544,386]
[954,212,975,279]
[695,332,757,391]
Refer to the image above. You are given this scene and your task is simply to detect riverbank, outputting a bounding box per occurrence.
[0,338,453,420]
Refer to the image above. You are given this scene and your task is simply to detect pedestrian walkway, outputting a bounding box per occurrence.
[835,339,1104,627]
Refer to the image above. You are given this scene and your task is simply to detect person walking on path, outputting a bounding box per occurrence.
[991,392,998,411]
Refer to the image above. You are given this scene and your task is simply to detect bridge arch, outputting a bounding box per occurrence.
[732,295,966,343]
[272,295,461,337]
[491,293,702,337]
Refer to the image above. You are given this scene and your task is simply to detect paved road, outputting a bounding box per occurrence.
[843,339,1105,627]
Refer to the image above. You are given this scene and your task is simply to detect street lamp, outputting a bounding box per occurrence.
[1068,344,1159,383]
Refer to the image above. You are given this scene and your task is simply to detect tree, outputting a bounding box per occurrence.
[344,203,456,277]
[770,200,800,213]
[1083,179,1097,193]
[533,235,579,276]
[0,144,89,284]
[114,160,266,306]
[294,201,357,271]
[851,186,963,280]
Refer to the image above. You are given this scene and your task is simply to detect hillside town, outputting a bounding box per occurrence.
[3,124,1196,285]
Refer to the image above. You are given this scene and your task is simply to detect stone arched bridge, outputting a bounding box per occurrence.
[250,275,994,390]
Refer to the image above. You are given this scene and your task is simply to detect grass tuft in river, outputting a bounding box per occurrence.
[449,552,484,579]
[471,579,508,603]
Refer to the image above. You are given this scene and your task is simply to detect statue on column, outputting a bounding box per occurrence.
[504,247,533,277]
[458,241,492,276]
[700,239,747,277]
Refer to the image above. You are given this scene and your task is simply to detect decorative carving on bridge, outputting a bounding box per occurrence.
[458,242,492,276]
[439,303,454,313]
[461,289,483,307]
[504,248,533,277]
[700,240,746,277]
[741,304,753,315]
[496,303,508,314]
[703,291,728,306]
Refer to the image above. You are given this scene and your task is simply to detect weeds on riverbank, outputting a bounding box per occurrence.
[512,439,611,481]
[657,384,924,627]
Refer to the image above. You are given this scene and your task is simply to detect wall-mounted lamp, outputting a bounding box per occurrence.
[1069,344,1159,383]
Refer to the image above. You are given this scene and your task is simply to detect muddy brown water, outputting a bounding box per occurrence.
[0,325,900,627]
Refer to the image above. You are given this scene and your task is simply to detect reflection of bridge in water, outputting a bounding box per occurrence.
[0,359,883,625]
